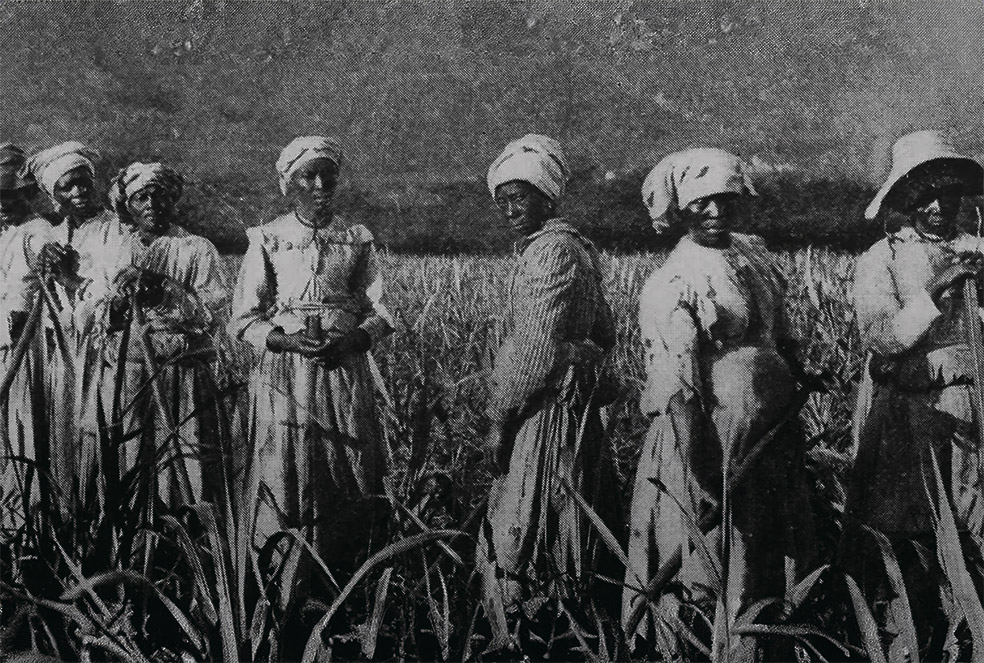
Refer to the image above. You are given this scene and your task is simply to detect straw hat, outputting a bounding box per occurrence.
[865,130,983,220]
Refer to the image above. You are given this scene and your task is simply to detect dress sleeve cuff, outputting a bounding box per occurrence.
[242,319,276,351]
[891,289,941,349]
[359,315,393,346]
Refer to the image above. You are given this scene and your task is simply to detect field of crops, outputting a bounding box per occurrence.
[11,244,966,663]
[219,247,862,509]
[306,247,862,478]
[216,247,866,659]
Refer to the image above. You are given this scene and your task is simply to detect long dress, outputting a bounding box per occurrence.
[848,227,984,537]
[845,227,984,646]
[1,211,131,519]
[623,233,815,646]
[478,219,619,637]
[80,227,230,507]
[228,213,393,564]
[0,221,42,535]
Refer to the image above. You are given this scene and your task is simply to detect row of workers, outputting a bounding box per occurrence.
[0,130,981,653]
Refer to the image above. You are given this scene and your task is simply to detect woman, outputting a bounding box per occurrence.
[623,148,814,653]
[478,134,619,645]
[17,142,132,509]
[0,143,43,536]
[80,162,229,508]
[846,130,984,646]
[229,136,393,570]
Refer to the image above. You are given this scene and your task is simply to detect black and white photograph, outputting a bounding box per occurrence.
[1,1,983,661]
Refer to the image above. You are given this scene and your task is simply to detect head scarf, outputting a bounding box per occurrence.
[865,130,983,219]
[26,141,99,198]
[0,143,28,191]
[487,134,569,202]
[276,136,343,195]
[109,162,184,215]
[642,147,756,233]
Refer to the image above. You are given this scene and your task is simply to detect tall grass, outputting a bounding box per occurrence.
[4,246,983,661]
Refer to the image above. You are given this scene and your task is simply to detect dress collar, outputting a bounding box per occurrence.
[516,217,577,253]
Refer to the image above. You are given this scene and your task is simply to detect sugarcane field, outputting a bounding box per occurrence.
[2,1,984,662]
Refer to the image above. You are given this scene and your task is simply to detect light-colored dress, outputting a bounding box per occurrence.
[623,233,814,643]
[3,211,131,513]
[847,227,984,538]
[80,226,229,506]
[478,219,618,636]
[0,221,42,534]
[229,213,393,562]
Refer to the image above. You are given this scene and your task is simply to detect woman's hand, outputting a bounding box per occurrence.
[136,271,167,309]
[113,265,142,290]
[37,242,83,290]
[37,242,70,277]
[312,329,371,369]
[266,328,324,355]
[929,256,982,302]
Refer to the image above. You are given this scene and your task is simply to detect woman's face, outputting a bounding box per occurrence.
[0,188,31,226]
[126,184,174,242]
[908,183,964,238]
[494,181,554,237]
[287,157,338,224]
[681,192,740,247]
[52,166,99,220]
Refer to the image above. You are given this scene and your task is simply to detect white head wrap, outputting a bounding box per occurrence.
[276,136,343,195]
[487,134,569,202]
[26,141,99,198]
[109,162,184,215]
[642,147,756,233]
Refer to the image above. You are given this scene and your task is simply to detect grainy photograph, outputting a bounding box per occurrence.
[0,1,983,661]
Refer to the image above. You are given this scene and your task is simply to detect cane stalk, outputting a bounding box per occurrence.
[967,208,984,450]
[0,284,44,404]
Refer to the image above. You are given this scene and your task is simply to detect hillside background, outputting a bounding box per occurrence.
[1,0,982,252]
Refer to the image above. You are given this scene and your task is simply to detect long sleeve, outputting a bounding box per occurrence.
[638,277,701,417]
[853,241,940,356]
[228,228,276,350]
[488,239,579,421]
[185,237,229,316]
[144,236,230,334]
[351,238,394,345]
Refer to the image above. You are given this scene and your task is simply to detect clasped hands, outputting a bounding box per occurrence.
[266,327,371,369]
[113,266,167,307]
[36,242,83,290]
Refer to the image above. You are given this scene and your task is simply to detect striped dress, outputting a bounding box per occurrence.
[479,219,619,636]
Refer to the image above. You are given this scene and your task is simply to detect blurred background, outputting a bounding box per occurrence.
[1,0,981,252]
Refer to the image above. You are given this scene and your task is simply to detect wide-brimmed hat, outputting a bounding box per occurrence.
[865,130,983,220]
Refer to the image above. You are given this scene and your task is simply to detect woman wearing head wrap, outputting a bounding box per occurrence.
[844,131,984,647]
[623,148,815,656]
[75,162,229,508]
[478,134,620,646]
[229,136,393,578]
[14,141,132,509]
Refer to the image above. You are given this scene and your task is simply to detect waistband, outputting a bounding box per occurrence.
[282,295,368,314]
